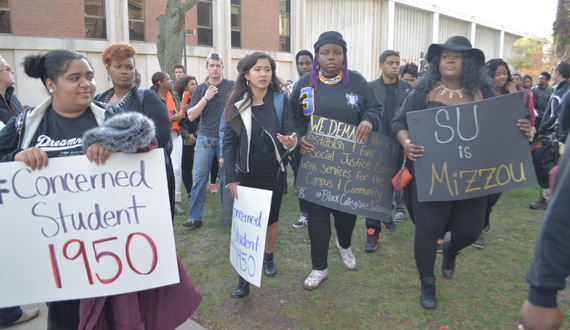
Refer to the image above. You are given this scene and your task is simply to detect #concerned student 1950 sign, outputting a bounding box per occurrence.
[0,149,178,308]
[407,92,537,202]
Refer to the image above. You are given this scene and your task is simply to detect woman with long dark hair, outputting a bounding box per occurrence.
[291,31,383,290]
[223,52,297,298]
[471,59,537,249]
[173,75,200,202]
[150,71,187,215]
[392,36,535,309]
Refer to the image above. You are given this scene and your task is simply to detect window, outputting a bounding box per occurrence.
[197,0,213,46]
[231,0,240,48]
[0,0,10,34]
[279,0,290,52]
[85,0,106,39]
[128,0,145,41]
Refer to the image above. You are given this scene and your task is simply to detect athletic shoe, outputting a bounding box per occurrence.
[303,269,328,290]
[363,228,379,253]
[210,183,218,194]
[335,240,357,270]
[529,196,548,210]
[182,219,203,229]
[472,233,485,249]
[394,212,405,222]
[293,215,308,228]
[382,219,397,232]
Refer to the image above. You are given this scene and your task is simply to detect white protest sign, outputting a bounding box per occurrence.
[229,186,272,287]
[0,149,179,308]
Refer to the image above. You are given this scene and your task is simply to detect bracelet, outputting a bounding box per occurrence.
[203,97,210,102]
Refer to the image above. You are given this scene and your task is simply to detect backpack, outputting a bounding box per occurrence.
[531,135,560,189]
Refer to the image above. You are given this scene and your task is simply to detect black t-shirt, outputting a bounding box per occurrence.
[31,106,98,158]
[384,82,397,114]
[248,104,279,179]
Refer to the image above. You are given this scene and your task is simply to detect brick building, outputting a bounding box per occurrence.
[0,0,524,107]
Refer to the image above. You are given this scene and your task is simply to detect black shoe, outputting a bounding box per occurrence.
[420,277,437,309]
[363,228,379,253]
[441,240,458,279]
[381,219,397,232]
[263,258,277,276]
[230,276,250,299]
[484,222,491,233]
[472,233,485,249]
[182,219,203,229]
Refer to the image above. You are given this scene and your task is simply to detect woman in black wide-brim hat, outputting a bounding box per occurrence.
[392,36,535,309]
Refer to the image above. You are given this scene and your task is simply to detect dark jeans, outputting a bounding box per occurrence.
[181,144,218,200]
[0,306,22,326]
[307,201,357,270]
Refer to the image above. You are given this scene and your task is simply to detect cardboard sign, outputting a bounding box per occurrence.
[0,149,179,308]
[407,92,537,201]
[229,186,271,287]
[294,115,399,220]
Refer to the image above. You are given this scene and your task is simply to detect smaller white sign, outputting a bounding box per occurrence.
[229,186,272,287]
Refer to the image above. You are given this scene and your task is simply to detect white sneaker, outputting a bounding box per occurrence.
[335,240,357,271]
[293,215,308,228]
[210,183,218,194]
[303,269,328,290]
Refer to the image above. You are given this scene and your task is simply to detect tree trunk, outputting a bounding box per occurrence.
[156,0,198,79]
[553,0,570,61]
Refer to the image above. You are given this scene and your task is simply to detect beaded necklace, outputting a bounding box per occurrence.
[318,70,343,85]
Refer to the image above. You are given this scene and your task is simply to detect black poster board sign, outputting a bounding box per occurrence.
[407,92,537,202]
[294,115,399,220]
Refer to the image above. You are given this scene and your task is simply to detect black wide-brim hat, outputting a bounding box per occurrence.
[427,36,485,65]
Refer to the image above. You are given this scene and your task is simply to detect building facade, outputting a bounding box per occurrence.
[0,0,525,107]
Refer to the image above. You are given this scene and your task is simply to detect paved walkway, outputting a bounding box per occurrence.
[3,303,204,329]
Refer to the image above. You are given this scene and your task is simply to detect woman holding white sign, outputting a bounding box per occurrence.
[223,52,297,298]
[392,36,535,309]
[0,50,202,329]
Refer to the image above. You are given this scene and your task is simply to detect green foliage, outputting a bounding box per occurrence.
[508,36,558,78]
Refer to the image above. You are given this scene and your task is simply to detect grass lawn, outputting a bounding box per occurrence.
[174,170,569,329]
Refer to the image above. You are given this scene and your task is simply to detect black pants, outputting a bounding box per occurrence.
[307,201,357,270]
[404,180,487,278]
[47,300,80,330]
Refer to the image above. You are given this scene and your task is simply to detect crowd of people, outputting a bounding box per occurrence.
[1,30,570,328]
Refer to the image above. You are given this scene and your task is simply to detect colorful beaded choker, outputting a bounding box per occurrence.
[318,70,343,85]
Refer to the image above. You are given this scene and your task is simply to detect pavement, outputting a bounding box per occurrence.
[3,303,204,329]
